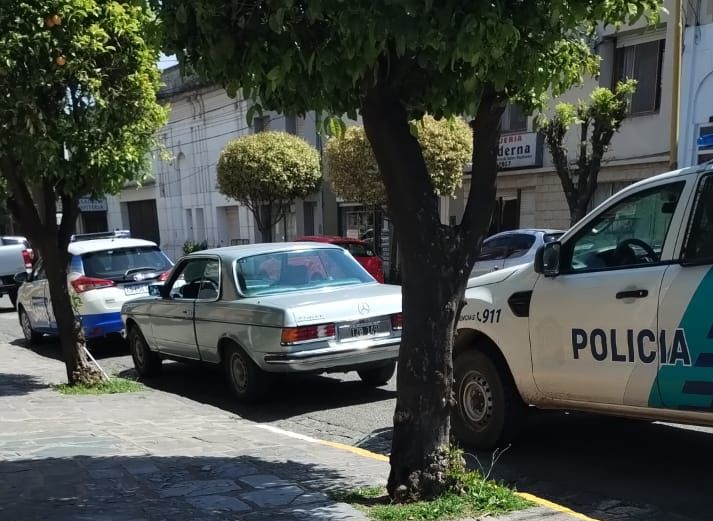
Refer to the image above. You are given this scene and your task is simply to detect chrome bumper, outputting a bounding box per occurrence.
[262,337,400,372]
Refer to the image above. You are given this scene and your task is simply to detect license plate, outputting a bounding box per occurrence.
[350,323,379,338]
[124,284,148,296]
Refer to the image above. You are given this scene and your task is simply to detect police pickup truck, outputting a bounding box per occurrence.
[453,161,713,448]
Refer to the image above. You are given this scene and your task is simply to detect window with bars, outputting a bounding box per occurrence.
[614,39,665,116]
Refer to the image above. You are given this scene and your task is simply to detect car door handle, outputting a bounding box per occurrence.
[616,289,649,300]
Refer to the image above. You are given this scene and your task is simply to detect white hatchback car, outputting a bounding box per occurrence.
[16,231,173,343]
[471,229,565,278]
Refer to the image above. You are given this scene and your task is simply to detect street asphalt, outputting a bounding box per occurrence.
[1,294,712,521]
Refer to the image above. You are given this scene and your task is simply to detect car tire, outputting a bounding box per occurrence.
[224,343,269,403]
[452,350,524,449]
[8,290,17,309]
[357,361,396,386]
[18,306,41,345]
[129,326,162,378]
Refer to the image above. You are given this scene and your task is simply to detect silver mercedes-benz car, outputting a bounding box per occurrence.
[121,243,402,402]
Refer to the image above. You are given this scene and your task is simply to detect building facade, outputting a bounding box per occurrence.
[446,0,688,232]
[106,66,337,261]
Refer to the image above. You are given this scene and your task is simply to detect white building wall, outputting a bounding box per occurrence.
[679,21,713,167]
[107,70,326,262]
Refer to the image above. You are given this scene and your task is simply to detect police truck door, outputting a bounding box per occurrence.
[654,172,713,412]
[530,179,689,405]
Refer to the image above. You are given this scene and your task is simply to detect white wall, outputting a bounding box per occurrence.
[679,22,713,167]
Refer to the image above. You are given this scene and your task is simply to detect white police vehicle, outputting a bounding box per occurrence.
[453,160,713,448]
[16,231,173,343]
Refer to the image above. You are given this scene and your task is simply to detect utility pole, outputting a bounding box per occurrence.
[670,0,683,169]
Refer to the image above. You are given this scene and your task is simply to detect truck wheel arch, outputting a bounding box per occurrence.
[454,328,522,399]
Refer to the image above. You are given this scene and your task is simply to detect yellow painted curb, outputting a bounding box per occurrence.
[516,493,601,521]
[255,424,601,521]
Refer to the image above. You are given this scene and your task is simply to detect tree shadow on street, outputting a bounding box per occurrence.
[119,361,396,423]
[7,335,127,362]
[0,372,49,396]
[0,454,367,520]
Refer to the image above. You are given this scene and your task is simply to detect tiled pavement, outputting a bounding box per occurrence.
[0,341,580,521]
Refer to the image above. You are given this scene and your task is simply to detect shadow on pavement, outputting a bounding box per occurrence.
[463,411,713,521]
[120,361,396,423]
[0,373,49,396]
[7,336,127,362]
[0,305,16,314]
[0,454,360,520]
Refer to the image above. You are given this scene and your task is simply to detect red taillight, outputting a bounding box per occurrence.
[71,276,116,293]
[22,249,33,269]
[158,270,171,282]
[391,313,403,330]
[281,323,336,344]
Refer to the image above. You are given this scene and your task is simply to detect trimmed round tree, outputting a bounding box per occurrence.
[217,131,321,241]
[0,0,166,385]
[325,116,472,206]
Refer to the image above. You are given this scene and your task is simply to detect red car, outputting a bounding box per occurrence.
[295,236,385,283]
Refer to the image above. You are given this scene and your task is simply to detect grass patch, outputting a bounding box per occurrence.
[53,377,144,395]
[332,450,531,521]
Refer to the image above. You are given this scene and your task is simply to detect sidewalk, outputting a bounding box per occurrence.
[0,342,579,521]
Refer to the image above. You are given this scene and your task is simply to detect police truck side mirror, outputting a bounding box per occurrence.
[534,242,561,277]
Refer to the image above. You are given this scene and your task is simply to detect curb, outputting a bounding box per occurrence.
[256,424,599,521]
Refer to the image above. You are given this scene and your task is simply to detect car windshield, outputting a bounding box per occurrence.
[337,242,375,257]
[80,246,173,282]
[235,248,373,297]
[543,232,564,244]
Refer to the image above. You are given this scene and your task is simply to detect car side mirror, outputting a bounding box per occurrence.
[13,272,28,284]
[534,242,561,277]
[148,284,169,298]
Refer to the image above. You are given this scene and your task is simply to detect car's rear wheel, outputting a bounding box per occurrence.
[452,350,524,449]
[18,307,41,345]
[224,343,269,403]
[357,361,396,386]
[129,325,162,377]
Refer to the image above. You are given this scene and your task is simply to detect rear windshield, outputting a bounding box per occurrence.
[235,248,373,297]
[338,242,375,257]
[1,237,28,247]
[80,246,172,281]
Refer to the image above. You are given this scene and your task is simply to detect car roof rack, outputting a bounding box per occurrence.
[70,230,131,242]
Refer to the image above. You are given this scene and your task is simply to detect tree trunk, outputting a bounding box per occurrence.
[41,241,97,385]
[0,160,99,386]
[362,85,503,502]
[569,200,588,226]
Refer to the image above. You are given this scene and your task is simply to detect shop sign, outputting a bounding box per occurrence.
[497,132,543,170]
[78,197,107,212]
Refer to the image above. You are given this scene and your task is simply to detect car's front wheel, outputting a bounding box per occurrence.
[18,307,41,345]
[129,326,162,377]
[357,361,396,386]
[224,343,269,403]
[452,350,524,449]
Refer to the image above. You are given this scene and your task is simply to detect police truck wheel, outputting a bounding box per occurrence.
[129,326,162,377]
[357,361,396,386]
[452,350,524,449]
[224,344,269,403]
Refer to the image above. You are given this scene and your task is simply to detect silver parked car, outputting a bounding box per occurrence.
[122,243,402,402]
[471,229,565,278]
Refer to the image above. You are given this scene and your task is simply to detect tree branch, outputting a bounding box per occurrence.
[544,121,577,212]
[460,85,506,261]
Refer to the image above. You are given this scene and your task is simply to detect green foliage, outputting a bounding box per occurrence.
[159,0,659,121]
[0,0,167,198]
[217,131,321,212]
[540,80,637,224]
[183,240,208,255]
[333,472,530,521]
[325,117,471,206]
[53,377,143,395]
